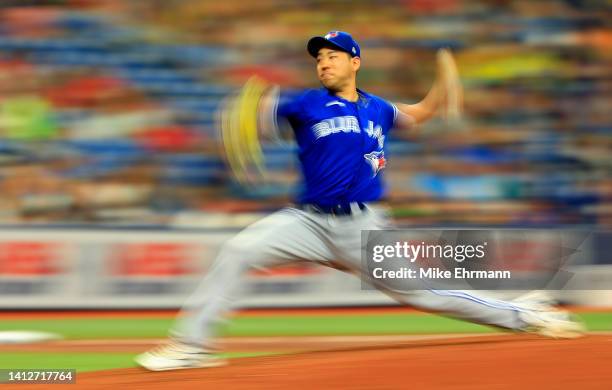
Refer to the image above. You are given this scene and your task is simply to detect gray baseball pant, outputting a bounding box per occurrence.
[171,206,526,347]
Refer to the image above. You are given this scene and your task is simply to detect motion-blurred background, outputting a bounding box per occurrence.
[0,0,610,308]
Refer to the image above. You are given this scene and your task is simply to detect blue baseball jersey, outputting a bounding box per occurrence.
[277,88,398,206]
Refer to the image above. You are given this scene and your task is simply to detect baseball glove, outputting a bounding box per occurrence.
[218,76,269,185]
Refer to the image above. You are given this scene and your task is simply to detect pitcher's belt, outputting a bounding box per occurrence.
[297,202,368,216]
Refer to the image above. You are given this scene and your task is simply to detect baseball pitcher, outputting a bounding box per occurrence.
[136,31,583,371]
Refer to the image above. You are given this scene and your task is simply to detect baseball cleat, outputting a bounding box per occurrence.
[135,341,226,371]
[513,292,585,339]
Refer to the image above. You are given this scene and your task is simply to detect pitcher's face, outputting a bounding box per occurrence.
[316,47,360,92]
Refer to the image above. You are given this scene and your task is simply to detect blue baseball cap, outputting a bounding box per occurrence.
[307,31,361,58]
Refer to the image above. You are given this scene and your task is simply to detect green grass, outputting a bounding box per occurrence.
[224,313,496,336]
[0,312,610,339]
[0,352,137,373]
[0,318,174,339]
[572,313,612,331]
[0,351,276,373]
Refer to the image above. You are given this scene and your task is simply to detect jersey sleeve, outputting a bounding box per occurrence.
[276,89,305,121]
[380,98,399,132]
[272,89,307,139]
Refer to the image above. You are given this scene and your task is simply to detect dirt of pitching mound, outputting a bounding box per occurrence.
[11,334,612,390]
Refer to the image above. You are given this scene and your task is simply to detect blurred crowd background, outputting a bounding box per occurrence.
[0,0,610,228]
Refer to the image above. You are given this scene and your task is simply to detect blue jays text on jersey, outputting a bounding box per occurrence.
[276,88,398,206]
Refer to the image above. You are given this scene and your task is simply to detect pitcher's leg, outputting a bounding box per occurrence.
[375,285,583,337]
[333,208,526,331]
[170,242,257,346]
[390,288,525,329]
[171,208,334,346]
